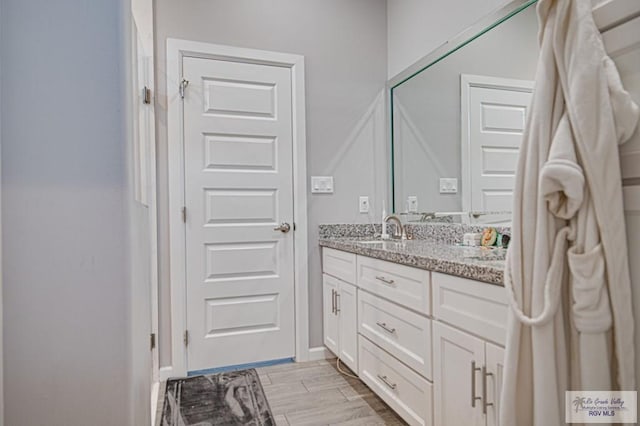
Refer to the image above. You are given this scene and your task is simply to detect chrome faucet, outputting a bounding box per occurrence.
[383,214,406,240]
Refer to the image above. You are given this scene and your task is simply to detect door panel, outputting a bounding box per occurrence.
[183,56,294,371]
[323,274,340,356]
[203,78,276,117]
[203,189,277,224]
[485,342,505,426]
[203,134,276,171]
[433,322,485,426]
[338,281,358,372]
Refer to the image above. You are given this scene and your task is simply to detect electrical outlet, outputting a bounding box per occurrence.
[407,196,418,213]
[359,196,370,213]
[439,178,458,194]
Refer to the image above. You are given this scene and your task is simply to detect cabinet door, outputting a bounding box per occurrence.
[323,274,339,356]
[485,342,504,426]
[338,281,358,373]
[433,322,485,426]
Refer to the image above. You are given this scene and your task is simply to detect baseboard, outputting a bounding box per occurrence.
[307,346,333,361]
[188,358,294,376]
[159,349,332,380]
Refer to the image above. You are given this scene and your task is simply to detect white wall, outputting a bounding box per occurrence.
[154,0,388,368]
[128,1,154,425]
[1,0,138,424]
[387,0,511,78]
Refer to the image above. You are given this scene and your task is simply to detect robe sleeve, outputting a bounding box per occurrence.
[540,113,585,220]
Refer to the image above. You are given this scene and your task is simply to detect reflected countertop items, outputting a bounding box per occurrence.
[319,236,506,286]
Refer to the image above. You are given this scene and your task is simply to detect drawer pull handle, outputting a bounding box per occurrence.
[335,293,341,314]
[377,374,397,390]
[375,276,395,285]
[376,322,396,334]
[482,366,494,414]
[471,361,482,407]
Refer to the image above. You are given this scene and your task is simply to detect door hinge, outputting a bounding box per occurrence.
[142,86,151,104]
[184,330,190,347]
[181,207,187,223]
[179,79,189,99]
[150,333,156,351]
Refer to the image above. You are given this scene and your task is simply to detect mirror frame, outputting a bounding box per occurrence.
[386,0,538,213]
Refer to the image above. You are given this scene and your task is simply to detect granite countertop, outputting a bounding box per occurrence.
[319,238,506,286]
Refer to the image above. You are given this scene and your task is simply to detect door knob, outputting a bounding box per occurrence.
[274,222,291,233]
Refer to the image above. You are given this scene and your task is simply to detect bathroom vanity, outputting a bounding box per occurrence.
[320,228,508,426]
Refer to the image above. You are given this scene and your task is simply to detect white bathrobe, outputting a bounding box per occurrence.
[501,0,639,425]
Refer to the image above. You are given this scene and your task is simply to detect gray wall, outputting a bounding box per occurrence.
[392,4,539,213]
[1,0,137,424]
[154,0,388,365]
[387,0,509,78]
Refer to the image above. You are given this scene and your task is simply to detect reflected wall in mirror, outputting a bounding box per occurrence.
[391,0,539,223]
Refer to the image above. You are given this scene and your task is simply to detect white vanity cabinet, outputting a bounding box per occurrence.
[432,272,508,426]
[321,247,508,426]
[322,248,359,372]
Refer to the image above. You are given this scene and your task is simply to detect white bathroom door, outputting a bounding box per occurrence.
[182,56,295,372]
[462,75,533,217]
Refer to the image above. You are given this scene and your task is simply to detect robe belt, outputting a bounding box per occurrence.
[504,226,574,326]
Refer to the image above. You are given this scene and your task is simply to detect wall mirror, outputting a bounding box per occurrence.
[390,0,539,223]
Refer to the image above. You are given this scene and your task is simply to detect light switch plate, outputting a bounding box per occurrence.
[407,196,418,213]
[311,176,334,193]
[359,196,370,213]
[439,178,458,194]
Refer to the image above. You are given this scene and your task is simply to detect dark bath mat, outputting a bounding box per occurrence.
[161,369,275,426]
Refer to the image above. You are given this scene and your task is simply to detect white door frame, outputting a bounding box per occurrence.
[166,39,309,377]
[460,74,534,213]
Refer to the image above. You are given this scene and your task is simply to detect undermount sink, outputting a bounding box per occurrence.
[356,240,406,249]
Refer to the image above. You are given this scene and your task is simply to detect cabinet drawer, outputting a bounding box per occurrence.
[432,272,508,345]
[359,336,433,426]
[357,256,430,314]
[358,290,431,379]
[323,248,356,284]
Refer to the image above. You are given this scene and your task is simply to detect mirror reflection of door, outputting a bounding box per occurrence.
[461,74,533,224]
[389,2,539,219]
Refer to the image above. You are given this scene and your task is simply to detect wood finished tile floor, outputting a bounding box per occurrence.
[155,358,407,426]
